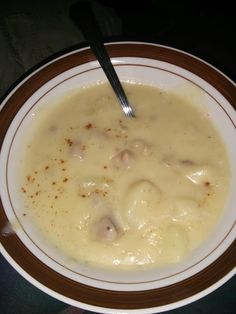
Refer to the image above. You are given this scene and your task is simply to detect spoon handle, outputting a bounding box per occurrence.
[70,1,135,117]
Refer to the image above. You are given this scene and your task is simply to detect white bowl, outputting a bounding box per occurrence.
[0,42,235,313]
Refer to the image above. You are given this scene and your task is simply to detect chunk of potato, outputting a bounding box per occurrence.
[172,199,199,221]
[163,224,188,263]
[123,180,162,229]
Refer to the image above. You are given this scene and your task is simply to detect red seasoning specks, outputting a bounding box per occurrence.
[65,138,73,146]
[85,123,92,129]
[27,175,35,182]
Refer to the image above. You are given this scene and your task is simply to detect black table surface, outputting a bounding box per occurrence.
[0,1,235,313]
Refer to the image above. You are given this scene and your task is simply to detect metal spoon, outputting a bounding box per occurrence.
[70,1,135,118]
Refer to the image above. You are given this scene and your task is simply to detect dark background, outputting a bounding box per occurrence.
[104,0,236,81]
[0,0,235,313]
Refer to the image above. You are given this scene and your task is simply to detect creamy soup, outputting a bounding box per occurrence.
[21,83,230,270]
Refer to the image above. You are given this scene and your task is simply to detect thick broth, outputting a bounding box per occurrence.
[21,83,230,269]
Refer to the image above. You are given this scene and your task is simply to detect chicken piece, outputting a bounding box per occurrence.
[92,216,118,242]
[130,138,151,156]
[111,149,135,170]
[185,165,215,185]
[68,141,84,160]
[162,155,215,186]
[163,155,195,168]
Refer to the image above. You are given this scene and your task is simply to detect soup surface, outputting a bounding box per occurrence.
[21,83,230,269]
